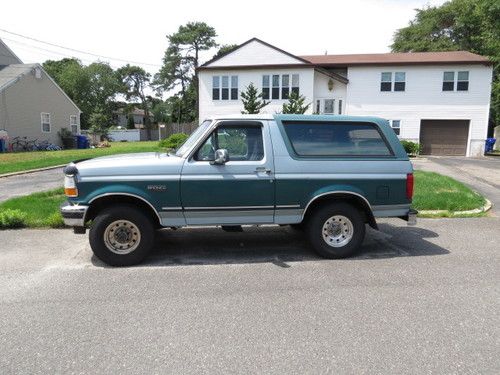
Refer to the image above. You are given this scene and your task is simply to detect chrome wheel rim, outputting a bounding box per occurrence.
[322,215,354,247]
[103,220,141,254]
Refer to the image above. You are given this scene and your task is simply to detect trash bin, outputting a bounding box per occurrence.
[76,135,89,149]
[0,139,5,153]
[485,138,496,153]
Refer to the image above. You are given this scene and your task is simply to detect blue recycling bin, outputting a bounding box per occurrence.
[76,135,89,149]
[485,138,496,153]
[0,139,5,153]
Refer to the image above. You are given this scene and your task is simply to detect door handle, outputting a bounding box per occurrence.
[255,167,272,174]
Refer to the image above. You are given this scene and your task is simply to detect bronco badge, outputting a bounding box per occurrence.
[147,185,167,191]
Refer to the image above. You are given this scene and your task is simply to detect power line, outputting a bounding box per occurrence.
[0,28,162,68]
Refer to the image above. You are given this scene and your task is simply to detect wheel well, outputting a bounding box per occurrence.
[303,193,377,229]
[85,195,161,227]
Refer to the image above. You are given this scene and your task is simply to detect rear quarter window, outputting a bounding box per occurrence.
[282,121,393,157]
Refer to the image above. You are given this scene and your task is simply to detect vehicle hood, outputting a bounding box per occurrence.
[74,152,185,177]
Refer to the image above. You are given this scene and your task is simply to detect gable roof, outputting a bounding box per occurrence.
[0,63,81,112]
[300,51,491,67]
[0,38,23,65]
[0,64,36,91]
[199,37,312,70]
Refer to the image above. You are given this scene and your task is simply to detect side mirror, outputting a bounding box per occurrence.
[211,149,229,165]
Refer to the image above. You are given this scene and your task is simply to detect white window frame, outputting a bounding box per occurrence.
[212,75,239,101]
[41,112,51,133]
[381,72,406,92]
[70,115,78,135]
[390,120,401,136]
[262,73,300,101]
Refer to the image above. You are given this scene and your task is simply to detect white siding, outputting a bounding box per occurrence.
[313,71,347,114]
[199,68,315,121]
[345,64,493,156]
[206,40,305,67]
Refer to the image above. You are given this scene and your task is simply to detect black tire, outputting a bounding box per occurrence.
[89,204,155,266]
[306,202,366,259]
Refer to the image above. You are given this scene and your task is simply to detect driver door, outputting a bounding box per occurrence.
[180,120,275,225]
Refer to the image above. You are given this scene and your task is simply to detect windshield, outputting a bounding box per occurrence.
[175,120,212,157]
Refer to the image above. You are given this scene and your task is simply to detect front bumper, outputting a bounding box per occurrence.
[60,202,88,228]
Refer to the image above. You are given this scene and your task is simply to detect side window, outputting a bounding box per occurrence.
[282,121,392,157]
[195,125,264,161]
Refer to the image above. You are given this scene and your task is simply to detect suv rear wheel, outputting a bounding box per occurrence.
[89,205,155,266]
[306,202,366,258]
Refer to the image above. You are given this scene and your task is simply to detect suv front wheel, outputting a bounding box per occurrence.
[89,205,155,266]
[306,202,366,259]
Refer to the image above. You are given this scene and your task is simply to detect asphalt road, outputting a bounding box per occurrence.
[1,218,499,374]
[0,168,63,202]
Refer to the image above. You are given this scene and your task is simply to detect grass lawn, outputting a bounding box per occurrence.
[413,170,486,213]
[0,188,66,228]
[0,141,160,175]
[0,171,487,229]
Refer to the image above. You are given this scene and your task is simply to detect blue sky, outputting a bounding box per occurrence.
[1,0,447,75]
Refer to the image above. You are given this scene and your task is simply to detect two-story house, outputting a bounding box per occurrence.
[198,38,493,156]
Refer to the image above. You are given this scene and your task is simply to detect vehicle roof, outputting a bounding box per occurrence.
[205,114,389,124]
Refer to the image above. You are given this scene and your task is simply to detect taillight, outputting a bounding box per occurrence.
[406,173,414,200]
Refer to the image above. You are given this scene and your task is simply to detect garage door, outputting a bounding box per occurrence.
[420,120,469,156]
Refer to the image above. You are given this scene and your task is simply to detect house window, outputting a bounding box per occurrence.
[231,76,238,99]
[212,75,239,100]
[212,76,220,100]
[394,72,406,91]
[262,75,270,99]
[272,75,280,99]
[443,72,455,91]
[324,99,335,114]
[70,115,78,135]
[221,76,229,100]
[381,72,392,91]
[381,72,405,92]
[41,113,51,133]
[391,120,401,135]
[338,99,343,115]
[457,71,469,91]
[291,74,299,95]
[281,74,290,99]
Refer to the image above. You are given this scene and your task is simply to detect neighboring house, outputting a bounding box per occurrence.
[198,38,493,156]
[112,108,152,129]
[0,39,81,147]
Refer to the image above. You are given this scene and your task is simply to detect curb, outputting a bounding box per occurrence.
[418,198,492,217]
[0,164,66,179]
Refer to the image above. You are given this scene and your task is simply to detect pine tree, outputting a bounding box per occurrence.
[282,91,310,114]
[240,83,269,114]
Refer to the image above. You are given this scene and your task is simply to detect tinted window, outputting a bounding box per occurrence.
[283,122,392,156]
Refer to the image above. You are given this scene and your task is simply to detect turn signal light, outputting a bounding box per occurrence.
[64,187,78,197]
[64,175,78,197]
[406,173,414,200]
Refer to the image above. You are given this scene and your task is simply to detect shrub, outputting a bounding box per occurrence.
[46,212,65,228]
[0,209,27,229]
[159,133,189,150]
[400,140,422,156]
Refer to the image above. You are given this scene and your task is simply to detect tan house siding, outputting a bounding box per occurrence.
[0,67,80,146]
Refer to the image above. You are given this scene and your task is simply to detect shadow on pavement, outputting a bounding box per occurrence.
[91,223,449,268]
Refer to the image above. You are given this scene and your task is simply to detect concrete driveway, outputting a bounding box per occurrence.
[1,218,499,374]
[413,156,500,212]
[0,167,63,202]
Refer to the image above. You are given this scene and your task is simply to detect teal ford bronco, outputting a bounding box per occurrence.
[61,114,416,266]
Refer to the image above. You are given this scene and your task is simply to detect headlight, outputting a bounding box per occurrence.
[64,175,78,197]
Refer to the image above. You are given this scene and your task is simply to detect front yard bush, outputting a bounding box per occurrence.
[0,209,27,229]
[159,133,189,150]
[400,140,422,156]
